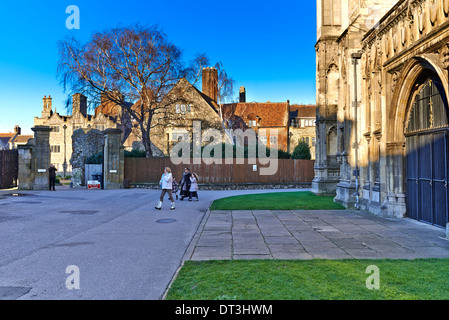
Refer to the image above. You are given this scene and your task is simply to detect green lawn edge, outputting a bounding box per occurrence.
[209,191,344,211]
[165,259,449,300]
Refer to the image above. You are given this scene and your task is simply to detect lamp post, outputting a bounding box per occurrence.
[351,52,362,210]
[63,124,67,178]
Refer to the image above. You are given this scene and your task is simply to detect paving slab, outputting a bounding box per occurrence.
[184,208,449,261]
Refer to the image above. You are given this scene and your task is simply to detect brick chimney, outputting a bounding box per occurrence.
[72,93,87,117]
[202,67,218,102]
[239,86,246,103]
[14,125,21,135]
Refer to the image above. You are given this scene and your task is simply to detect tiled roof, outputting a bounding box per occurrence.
[222,102,289,127]
[290,104,316,118]
[13,135,33,144]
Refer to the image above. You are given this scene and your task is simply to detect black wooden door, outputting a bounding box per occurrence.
[406,131,448,228]
[405,76,449,228]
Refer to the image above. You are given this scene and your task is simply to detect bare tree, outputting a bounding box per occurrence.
[57,24,207,157]
[212,61,237,144]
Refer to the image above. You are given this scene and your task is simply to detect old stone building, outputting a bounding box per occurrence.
[127,68,303,156]
[221,100,291,152]
[34,94,126,174]
[150,68,226,156]
[314,0,449,228]
[289,104,317,158]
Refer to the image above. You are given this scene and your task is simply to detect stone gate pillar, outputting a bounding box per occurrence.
[103,128,124,189]
[18,143,34,190]
[31,126,52,190]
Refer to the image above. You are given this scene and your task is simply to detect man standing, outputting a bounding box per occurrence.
[48,164,57,191]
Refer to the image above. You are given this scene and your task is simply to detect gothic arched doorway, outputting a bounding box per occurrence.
[405,73,449,228]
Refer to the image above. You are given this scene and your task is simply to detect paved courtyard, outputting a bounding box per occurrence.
[0,187,448,300]
[185,209,449,261]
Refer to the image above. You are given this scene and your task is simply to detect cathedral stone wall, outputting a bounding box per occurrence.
[315,0,449,221]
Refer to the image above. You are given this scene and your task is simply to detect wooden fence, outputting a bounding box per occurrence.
[0,149,18,189]
[124,157,315,185]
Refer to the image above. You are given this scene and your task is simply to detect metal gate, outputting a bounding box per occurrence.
[405,77,449,228]
[0,149,19,189]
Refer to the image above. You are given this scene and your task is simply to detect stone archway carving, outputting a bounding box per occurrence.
[388,53,449,223]
[389,54,449,144]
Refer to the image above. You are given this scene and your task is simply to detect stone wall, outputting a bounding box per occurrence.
[70,128,105,187]
[103,129,124,189]
[290,126,316,159]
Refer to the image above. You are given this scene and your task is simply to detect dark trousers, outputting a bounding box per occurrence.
[160,189,174,202]
[49,177,56,191]
[189,191,198,199]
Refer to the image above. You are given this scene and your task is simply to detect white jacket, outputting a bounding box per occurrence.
[160,173,173,190]
[189,176,198,192]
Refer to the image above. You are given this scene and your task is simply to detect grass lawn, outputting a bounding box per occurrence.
[165,259,449,300]
[209,191,344,211]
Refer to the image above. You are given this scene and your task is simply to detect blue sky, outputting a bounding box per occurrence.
[0,0,317,134]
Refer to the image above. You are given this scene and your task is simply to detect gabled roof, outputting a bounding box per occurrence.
[131,78,220,116]
[190,82,219,113]
[164,77,220,114]
[222,102,289,127]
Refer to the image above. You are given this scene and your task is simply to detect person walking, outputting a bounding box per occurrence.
[188,172,199,201]
[179,168,191,201]
[48,164,57,191]
[155,167,175,210]
[172,177,179,200]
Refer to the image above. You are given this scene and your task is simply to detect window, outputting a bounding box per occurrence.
[260,136,268,145]
[248,120,257,127]
[312,137,316,147]
[73,125,82,131]
[303,119,315,127]
[270,136,278,145]
[290,119,300,128]
[51,145,61,153]
[176,104,191,114]
[172,132,189,142]
[50,126,60,133]
[96,125,105,131]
